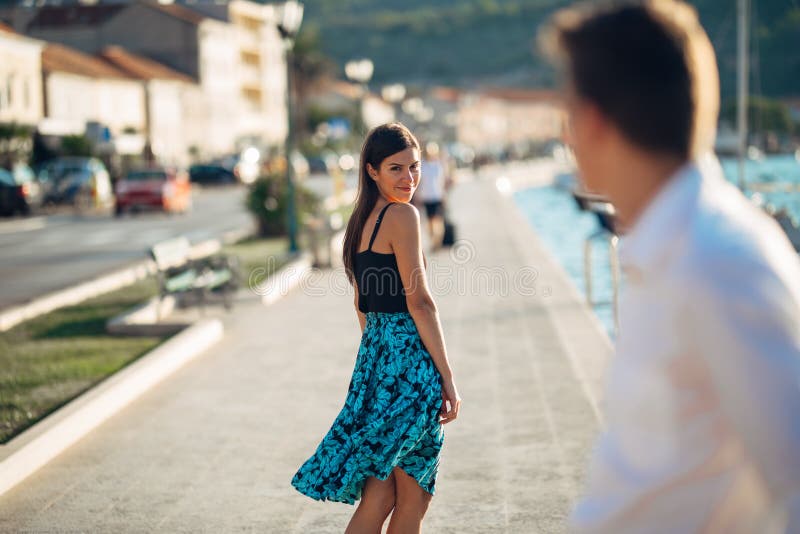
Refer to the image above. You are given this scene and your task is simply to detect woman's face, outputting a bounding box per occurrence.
[367,147,421,203]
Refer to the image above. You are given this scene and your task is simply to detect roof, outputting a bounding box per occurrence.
[323,79,363,99]
[27,4,126,30]
[430,86,461,103]
[42,43,132,79]
[143,2,207,26]
[27,2,212,32]
[176,3,229,23]
[99,46,195,83]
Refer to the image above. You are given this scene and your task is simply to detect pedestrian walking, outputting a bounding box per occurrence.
[542,1,800,532]
[291,123,461,533]
[417,142,448,251]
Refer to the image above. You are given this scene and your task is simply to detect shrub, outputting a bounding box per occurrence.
[246,172,321,237]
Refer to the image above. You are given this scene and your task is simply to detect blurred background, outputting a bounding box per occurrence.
[0,1,795,214]
[0,0,798,450]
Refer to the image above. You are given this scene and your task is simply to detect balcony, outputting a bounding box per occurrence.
[238,29,262,54]
[239,64,262,91]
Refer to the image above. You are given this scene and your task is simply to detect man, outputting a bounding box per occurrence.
[417,142,448,250]
[541,1,800,532]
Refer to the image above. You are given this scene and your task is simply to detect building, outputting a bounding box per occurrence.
[99,46,204,167]
[41,42,147,155]
[423,86,461,143]
[24,0,289,158]
[0,23,44,127]
[307,78,394,136]
[227,0,288,148]
[456,88,565,153]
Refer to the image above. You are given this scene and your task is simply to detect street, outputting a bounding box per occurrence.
[0,185,253,309]
[0,168,606,533]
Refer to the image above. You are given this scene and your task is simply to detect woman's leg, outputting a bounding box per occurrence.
[345,473,396,534]
[387,467,432,534]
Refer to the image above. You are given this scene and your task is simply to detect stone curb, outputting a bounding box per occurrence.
[105,295,186,337]
[256,252,314,306]
[0,318,224,498]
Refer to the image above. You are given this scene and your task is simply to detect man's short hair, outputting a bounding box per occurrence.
[540,0,719,159]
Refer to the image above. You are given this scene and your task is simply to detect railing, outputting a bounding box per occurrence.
[572,189,621,336]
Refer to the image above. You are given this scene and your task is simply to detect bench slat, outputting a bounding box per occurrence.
[151,237,192,270]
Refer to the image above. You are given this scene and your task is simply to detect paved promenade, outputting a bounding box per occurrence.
[0,162,611,533]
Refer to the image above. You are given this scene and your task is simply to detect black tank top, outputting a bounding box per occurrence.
[354,202,409,313]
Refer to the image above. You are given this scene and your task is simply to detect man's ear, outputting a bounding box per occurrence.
[581,101,611,143]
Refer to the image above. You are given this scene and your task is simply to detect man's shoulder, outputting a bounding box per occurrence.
[680,177,800,302]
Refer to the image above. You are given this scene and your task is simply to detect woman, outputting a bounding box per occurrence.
[292,123,461,533]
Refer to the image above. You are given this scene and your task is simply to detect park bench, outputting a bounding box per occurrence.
[150,236,240,312]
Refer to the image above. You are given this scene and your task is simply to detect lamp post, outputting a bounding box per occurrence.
[381,83,406,122]
[344,58,374,132]
[277,0,304,253]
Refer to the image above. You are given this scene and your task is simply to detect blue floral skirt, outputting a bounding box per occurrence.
[291,311,444,505]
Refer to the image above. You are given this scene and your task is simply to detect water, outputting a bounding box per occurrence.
[514,186,618,338]
[514,154,800,339]
[719,154,800,219]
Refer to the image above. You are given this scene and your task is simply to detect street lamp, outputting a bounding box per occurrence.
[345,58,373,132]
[381,83,406,122]
[277,0,304,253]
[344,58,374,86]
[381,83,406,104]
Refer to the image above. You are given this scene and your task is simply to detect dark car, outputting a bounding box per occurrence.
[307,156,329,175]
[189,164,236,186]
[39,157,114,211]
[0,164,44,216]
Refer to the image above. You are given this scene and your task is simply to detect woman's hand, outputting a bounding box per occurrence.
[439,378,462,424]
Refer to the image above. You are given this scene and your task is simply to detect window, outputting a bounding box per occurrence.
[23,78,30,110]
[6,74,14,108]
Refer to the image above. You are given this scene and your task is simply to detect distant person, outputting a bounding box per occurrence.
[417,142,448,250]
[291,123,461,533]
[541,1,800,532]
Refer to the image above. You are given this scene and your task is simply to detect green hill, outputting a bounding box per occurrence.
[301,0,800,98]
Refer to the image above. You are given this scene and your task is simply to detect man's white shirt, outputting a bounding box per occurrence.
[418,159,445,202]
[570,154,800,533]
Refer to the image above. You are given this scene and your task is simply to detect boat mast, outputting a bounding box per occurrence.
[737,0,749,190]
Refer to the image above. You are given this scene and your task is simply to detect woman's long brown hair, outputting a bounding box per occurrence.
[343,123,420,284]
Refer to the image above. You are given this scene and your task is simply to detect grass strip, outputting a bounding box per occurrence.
[0,236,291,444]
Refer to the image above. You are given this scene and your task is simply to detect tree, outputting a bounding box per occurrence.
[290,24,336,142]
[720,97,794,136]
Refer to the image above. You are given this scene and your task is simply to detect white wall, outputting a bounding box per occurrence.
[198,19,242,156]
[230,0,288,148]
[45,72,145,137]
[97,79,146,135]
[148,79,188,167]
[181,82,211,163]
[258,21,287,147]
[0,33,44,125]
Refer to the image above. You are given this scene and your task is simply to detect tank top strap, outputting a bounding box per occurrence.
[368,202,395,251]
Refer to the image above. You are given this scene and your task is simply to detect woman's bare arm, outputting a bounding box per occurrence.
[388,203,461,422]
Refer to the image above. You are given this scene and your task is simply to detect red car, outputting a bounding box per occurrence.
[115,167,192,216]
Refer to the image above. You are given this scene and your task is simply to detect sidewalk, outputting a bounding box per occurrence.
[0,162,610,533]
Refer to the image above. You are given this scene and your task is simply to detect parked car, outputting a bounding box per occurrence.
[210,150,260,185]
[115,167,192,216]
[0,164,45,216]
[307,156,330,176]
[39,157,114,211]
[189,164,236,186]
